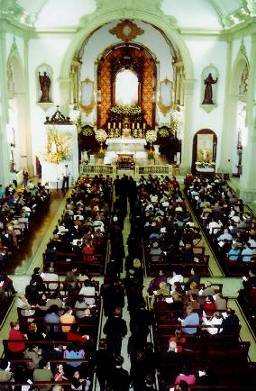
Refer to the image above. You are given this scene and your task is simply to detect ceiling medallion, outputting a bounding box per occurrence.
[109,20,144,42]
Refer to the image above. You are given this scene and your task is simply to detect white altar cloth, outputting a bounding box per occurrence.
[105,137,147,165]
[106,137,146,145]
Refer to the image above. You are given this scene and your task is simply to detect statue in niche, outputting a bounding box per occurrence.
[39,71,51,102]
[202,73,218,105]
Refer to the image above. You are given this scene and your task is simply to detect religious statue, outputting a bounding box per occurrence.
[202,73,218,105]
[39,71,51,102]
[122,124,131,137]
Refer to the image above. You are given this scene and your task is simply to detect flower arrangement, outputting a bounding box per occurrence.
[45,126,72,164]
[158,127,170,138]
[111,104,142,117]
[81,125,94,137]
[95,129,107,144]
[170,108,183,134]
[145,130,157,144]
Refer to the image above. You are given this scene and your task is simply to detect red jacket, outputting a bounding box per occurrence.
[8,329,26,352]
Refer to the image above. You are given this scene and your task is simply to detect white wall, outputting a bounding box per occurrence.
[28,36,72,161]
[184,37,228,167]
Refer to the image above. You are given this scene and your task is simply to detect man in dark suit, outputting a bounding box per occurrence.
[103,307,127,355]
[109,355,130,391]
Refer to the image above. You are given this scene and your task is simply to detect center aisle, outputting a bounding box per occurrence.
[97,208,132,391]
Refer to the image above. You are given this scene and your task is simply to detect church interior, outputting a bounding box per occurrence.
[1,0,256,390]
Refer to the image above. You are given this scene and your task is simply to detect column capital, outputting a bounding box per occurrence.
[183,79,196,95]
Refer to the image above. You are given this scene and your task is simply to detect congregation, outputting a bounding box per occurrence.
[0,174,256,391]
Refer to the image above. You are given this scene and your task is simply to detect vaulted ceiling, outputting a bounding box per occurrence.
[0,0,255,30]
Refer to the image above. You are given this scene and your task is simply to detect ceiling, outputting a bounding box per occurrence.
[0,0,255,30]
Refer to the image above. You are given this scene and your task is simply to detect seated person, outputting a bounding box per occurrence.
[241,242,255,263]
[178,305,199,335]
[227,242,241,262]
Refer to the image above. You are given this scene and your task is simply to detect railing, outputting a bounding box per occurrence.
[80,164,116,175]
[135,165,173,177]
[80,164,178,178]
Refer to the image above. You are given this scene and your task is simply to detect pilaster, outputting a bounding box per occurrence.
[58,78,71,114]
[239,34,256,201]
[23,37,33,175]
[218,38,234,173]
[0,31,11,186]
[180,78,195,173]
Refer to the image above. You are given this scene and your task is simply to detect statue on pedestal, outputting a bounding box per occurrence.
[39,71,51,102]
[202,73,218,105]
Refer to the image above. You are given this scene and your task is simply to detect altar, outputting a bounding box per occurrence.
[104,137,148,165]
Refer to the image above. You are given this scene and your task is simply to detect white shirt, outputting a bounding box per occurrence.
[202,316,223,335]
[41,272,59,291]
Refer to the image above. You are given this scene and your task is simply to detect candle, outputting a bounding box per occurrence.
[137,122,140,129]
[132,122,135,129]
[119,122,122,129]
[143,122,146,130]
[113,122,116,129]
[108,122,111,129]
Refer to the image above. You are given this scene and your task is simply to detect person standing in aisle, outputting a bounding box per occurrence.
[103,307,127,356]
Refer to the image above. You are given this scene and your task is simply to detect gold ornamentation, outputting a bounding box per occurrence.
[109,20,144,42]
[158,79,172,115]
[45,126,72,164]
[80,78,95,115]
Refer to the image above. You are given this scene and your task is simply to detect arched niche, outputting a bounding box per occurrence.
[192,129,217,174]
[115,69,139,105]
[36,63,54,104]
[201,65,219,111]
[7,42,27,173]
[97,43,157,129]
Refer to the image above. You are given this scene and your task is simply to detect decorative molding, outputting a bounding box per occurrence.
[37,102,54,112]
[109,19,144,42]
[157,79,173,116]
[200,104,217,113]
[44,106,72,125]
[80,78,96,115]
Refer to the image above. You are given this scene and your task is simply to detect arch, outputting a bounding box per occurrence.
[231,44,249,98]
[7,42,27,172]
[7,42,25,96]
[192,128,217,173]
[59,12,193,82]
[97,42,157,128]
